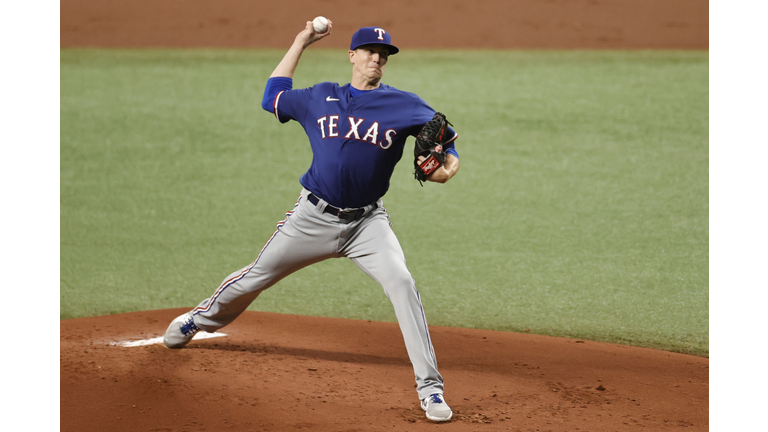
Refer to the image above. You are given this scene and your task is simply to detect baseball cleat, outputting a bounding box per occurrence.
[420,393,453,422]
[163,313,200,348]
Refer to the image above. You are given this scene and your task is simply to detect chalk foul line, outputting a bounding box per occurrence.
[111,332,228,347]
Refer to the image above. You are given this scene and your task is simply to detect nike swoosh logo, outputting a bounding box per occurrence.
[326,96,340,102]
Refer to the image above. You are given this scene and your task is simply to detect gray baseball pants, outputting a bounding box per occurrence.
[190,187,444,399]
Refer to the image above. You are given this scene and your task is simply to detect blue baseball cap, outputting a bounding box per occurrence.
[350,26,400,55]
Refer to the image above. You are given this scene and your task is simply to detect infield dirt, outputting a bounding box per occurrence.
[60,1,708,430]
[61,309,708,431]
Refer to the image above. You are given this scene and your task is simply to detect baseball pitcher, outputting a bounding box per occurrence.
[163,21,461,422]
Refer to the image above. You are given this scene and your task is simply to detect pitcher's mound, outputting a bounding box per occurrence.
[61,309,707,431]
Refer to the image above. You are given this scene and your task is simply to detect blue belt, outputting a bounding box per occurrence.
[307,193,376,221]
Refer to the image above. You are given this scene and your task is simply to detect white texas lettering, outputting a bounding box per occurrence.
[380,129,397,149]
[344,117,364,139]
[317,117,327,138]
[329,115,340,137]
[374,28,386,40]
[319,116,396,150]
[362,122,379,144]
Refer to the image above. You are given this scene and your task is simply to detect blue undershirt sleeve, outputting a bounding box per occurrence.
[445,143,459,159]
[444,127,459,159]
[261,77,294,113]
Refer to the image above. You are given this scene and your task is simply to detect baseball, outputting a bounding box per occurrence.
[312,16,329,33]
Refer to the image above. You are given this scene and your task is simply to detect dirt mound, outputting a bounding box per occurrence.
[61,309,707,431]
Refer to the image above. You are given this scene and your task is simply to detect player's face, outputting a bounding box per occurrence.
[349,44,390,87]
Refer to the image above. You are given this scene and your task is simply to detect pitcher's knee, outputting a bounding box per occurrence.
[382,273,418,297]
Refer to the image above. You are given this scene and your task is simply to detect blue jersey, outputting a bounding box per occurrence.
[263,79,458,209]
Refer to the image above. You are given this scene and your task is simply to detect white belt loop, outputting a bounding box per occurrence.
[303,188,327,214]
[313,193,328,214]
[316,199,328,214]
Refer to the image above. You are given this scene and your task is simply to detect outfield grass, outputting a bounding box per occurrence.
[61,49,708,356]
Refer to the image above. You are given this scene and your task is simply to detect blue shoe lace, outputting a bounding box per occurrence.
[180,318,199,335]
[428,394,444,404]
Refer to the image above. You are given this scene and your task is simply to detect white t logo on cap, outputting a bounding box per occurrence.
[374,28,386,40]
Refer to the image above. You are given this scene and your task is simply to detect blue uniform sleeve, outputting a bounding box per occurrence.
[269,81,319,125]
[262,77,293,113]
[442,124,459,159]
[444,136,459,159]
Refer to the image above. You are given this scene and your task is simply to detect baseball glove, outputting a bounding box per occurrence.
[414,112,451,185]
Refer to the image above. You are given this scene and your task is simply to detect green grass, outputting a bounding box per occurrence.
[61,49,708,356]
